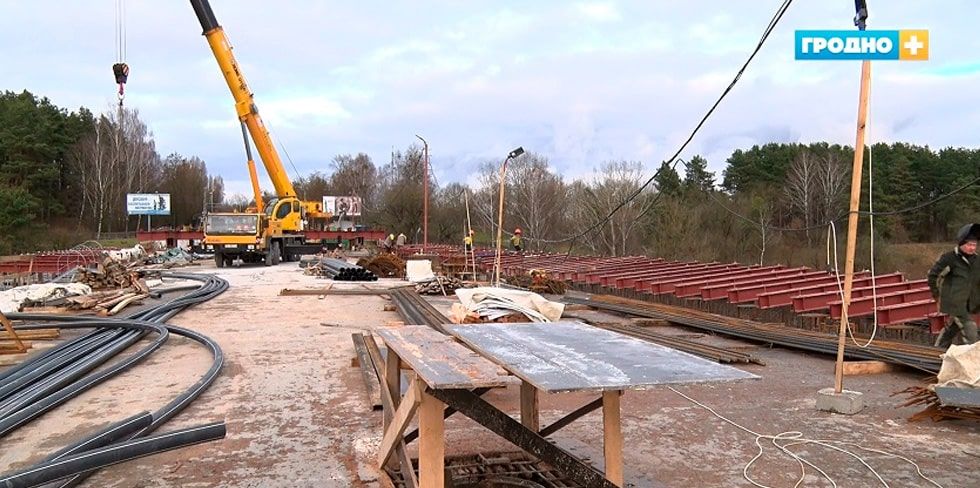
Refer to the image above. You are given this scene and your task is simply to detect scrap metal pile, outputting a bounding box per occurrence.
[505,270,567,295]
[895,386,980,422]
[356,254,406,278]
[414,276,465,295]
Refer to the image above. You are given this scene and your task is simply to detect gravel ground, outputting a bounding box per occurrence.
[1,263,977,487]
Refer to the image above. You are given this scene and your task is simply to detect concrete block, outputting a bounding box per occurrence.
[816,387,865,415]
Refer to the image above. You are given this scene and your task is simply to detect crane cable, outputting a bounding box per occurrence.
[112,0,129,107]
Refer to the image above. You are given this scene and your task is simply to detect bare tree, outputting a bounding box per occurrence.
[507,153,567,248]
[472,160,502,241]
[160,153,209,228]
[784,150,818,243]
[817,151,849,226]
[375,146,430,237]
[330,153,378,210]
[69,106,160,237]
[293,171,333,203]
[571,161,653,256]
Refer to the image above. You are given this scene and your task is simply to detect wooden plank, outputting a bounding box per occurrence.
[418,390,445,488]
[603,390,624,486]
[376,326,515,390]
[385,345,402,433]
[378,377,422,467]
[450,322,756,393]
[0,329,59,340]
[0,342,32,352]
[350,333,381,410]
[520,381,539,431]
[842,360,899,376]
[364,336,418,488]
[0,310,26,353]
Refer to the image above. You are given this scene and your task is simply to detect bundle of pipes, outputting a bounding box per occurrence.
[0,273,228,486]
[312,258,378,281]
[567,295,944,373]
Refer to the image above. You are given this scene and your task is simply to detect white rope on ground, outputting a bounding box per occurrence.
[667,386,944,488]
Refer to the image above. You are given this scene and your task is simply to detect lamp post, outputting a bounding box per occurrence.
[493,146,525,286]
[416,135,429,253]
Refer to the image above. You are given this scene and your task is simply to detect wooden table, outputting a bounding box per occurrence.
[450,321,758,486]
[373,326,516,488]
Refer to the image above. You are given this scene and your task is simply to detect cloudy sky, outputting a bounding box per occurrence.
[2,1,977,197]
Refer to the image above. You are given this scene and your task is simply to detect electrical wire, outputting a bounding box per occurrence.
[523,0,795,246]
[667,386,944,488]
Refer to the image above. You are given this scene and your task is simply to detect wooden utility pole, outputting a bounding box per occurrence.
[834,58,872,393]
[464,189,476,279]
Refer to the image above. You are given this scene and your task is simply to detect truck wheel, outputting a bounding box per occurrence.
[264,247,273,266]
[215,251,224,268]
[272,242,281,265]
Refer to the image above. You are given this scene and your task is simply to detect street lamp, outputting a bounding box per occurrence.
[416,134,429,253]
[493,146,525,286]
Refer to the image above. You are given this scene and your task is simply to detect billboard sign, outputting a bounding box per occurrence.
[127,193,171,215]
[322,196,362,216]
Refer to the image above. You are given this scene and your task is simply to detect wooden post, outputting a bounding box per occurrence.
[378,377,423,467]
[835,59,872,394]
[602,390,624,486]
[385,348,402,430]
[418,390,445,488]
[520,380,540,431]
[493,157,508,286]
[464,189,475,280]
[0,311,26,353]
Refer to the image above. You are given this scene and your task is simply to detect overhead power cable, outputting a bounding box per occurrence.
[526,0,795,245]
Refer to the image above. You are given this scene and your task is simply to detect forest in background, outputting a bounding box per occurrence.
[2,89,978,275]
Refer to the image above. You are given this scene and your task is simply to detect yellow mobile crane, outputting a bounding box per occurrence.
[191,0,330,267]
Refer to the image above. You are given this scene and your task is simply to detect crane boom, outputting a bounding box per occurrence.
[190,0,296,199]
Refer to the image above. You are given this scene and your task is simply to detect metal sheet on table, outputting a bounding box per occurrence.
[450,321,758,393]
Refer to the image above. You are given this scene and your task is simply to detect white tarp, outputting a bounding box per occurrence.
[406,260,436,283]
[937,342,980,389]
[0,283,92,314]
[107,244,146,263]
[455,287,565,323]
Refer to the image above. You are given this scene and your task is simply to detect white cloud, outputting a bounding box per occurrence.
[575,2,622,23]
[0,0,975,189]
[259,95,351,128]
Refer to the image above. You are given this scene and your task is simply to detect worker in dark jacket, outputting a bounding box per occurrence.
[927,223,980,348]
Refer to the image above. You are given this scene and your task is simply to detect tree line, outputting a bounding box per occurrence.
[2,89,978,267]
[0,90,222,253]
